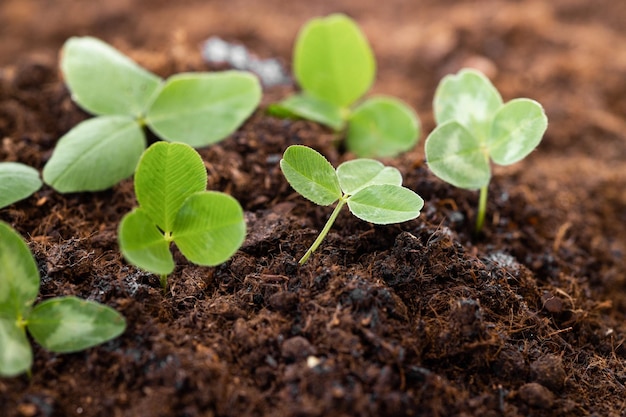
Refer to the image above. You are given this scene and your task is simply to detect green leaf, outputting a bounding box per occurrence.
[43,116,146,193]
[61,36,162,117]
[336,159,402,195]
[489,98,548,165]
[346,96,420,158]
[0,163,42,209]
[28,296,126,353]
[294,14,375,107]
[425,121,491,190]
[146,72,261,147]
[173,192,246,266]
[433,68,502,142]
[135,142,207,232]
[118,208,174,275]
[269,93,345,131]
[347,184,423,224]
[280,145,341,206]
[0,221,39,319]
[0,318,32,377]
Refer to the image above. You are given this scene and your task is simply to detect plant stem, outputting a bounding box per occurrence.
[475,185,488,234]
[299,198,347,265]
[159,274,168,291]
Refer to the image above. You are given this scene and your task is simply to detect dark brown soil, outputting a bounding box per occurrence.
[2,0,626,416]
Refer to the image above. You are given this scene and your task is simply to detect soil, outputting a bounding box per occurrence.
[1,0,626,416]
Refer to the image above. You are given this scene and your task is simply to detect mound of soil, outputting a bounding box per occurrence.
[1,1,626,416]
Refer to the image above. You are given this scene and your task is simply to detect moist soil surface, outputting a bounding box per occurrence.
[1,1,626,416]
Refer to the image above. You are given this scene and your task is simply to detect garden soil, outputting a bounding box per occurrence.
[1,0,626,416]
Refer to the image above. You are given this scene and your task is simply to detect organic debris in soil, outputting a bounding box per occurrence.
[1,1,626,416]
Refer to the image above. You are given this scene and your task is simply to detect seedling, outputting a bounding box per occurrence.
[0,221,126,377]
[118,142,246,289]
[43,36,262,193]
[280,145,424,264]
[424,68,548,233]
[270,14,420,158]
[0,162,42,209]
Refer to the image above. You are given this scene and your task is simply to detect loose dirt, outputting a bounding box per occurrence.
[1,0,626,416]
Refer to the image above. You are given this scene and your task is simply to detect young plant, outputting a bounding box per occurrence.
[43,36,261,193]
[270,14,420,158]
[118,142,246,289]
[280,145,424,264]
[0,221,126,377]
[424,68,548,233]
[0,162,42,209]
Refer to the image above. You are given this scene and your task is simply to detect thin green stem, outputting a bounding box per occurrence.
[475,185,488,234]
[299,198,347,265]
[159,274,168,291]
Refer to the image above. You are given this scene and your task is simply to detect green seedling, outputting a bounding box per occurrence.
[424,68,548,233]
[43,36,262,193]
[270,14,420,158]
[0,221,126,377]
[280,145,424,264]
[0,162,42,209]
[118,142,246,289]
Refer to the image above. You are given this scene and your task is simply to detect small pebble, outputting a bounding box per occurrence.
[281,336,316,361]
[518,382,555,409]
[531,354,566,391]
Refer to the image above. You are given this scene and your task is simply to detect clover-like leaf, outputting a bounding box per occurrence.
[118,142,246,286]
[43,116,146,193]
[0,318,32,377]
[294,13,375,107]
[426,68,548,233]
[173,192,246,266]
[434,68,503,141]
[28,297,126,353]
[134,142,207,232]
[346,96,420,158]
[146,72,261,147]
[280,145,424,264]
[0,163,42,209]
[61,36,162,117]
[280,145,342,206]
[489,98,548,165]
[0,222,125,375]
[0,221,40,319]
[425,121,491,190]
[118,208,174,276]
[270,93,345,131]
[336,159,402,195]
[347,184,424,224]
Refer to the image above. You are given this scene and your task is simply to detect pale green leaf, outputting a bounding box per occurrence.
[336,159,402,195]
[489,98,548,165]
[0,318,31,377]
[269,93,345,131]
[43,116,145,193]
[135,142,207,232]
[346,96,420,158]
[294,14,375,107]
[0,163,42,209]
[28,297,126,353]
[280,145,341,206]
[425,121,491,190]
[173,192,246,266]
[0,221,39,318]
[118,208,174,275]
[347,184,423,224]
[433,68,503,142]
[61,36,162,117]
[146,72,261,147]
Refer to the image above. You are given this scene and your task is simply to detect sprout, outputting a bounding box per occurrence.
[425,68,548,232]
[280,145,424,264]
